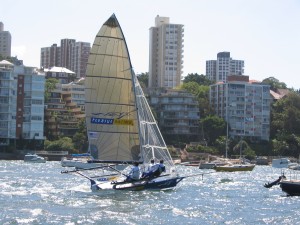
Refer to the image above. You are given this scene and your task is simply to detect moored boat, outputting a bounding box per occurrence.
[272,158,295,168]
[214,163,255,172]
[24,153,46,163]
[61,153,94,168]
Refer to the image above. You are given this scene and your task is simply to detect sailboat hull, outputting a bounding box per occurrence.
[92,176,183,191]
[280,180,300,196]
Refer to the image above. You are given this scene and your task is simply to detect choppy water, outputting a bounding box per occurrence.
[1,161,300,225]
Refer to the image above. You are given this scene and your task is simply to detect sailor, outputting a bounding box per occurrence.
[125,161,140,182]
[146,159,155,171]
[142,159,166,179]
[153,159,166,177]
[141,159,156,179]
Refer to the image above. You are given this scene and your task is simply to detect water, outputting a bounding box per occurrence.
[1,161,300,225]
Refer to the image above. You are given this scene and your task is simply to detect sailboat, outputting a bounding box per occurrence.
[214,139,255,172]
[62,14,187,191]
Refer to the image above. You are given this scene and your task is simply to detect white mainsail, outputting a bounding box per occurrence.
[85,14,139,162]
[85,14,175,173]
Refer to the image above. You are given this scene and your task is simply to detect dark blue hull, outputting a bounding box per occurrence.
[280,181,300,196]
[144,177,184,190]
[94,176,184,191]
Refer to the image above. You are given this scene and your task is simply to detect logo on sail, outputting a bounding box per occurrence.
[114,119,134,126]
[91,118,114,124]
[91,117,133,126]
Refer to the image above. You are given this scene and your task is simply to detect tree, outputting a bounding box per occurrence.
[137,72,149,88]
[181,82,211,117]
[262,77,287,91]
[271,92,300,137]
[44,137,75,153]
[233,139,256,160]
[72,118,88,152]
[45,78,59,102]
[201,115,226,145]
[183,73,213,86]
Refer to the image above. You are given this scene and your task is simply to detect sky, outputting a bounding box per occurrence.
[1,0,300,88]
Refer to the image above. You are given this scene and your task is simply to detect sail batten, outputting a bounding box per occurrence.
[95,35,123,40]
[85,75,131,81]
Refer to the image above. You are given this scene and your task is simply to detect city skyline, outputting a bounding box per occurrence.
[1,0,300,88]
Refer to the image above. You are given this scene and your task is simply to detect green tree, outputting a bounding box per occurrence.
[201,115,226,145]
[44,137,75,153]
[45,78,59,102]
[72,118,88,152]
[137,72,148,88]
[271,92,300,138]
[233,139,256,160]
[262,77,287,91]
[182,81,199,95]
[182,82,211,117]
[214,136,227,156]
[183,73,213,86]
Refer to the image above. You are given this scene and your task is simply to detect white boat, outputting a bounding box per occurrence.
[62,14,186,191]
[288,164,300,170]
[61,153,95,168]
[272,158,294,168]
[24,153,46,163]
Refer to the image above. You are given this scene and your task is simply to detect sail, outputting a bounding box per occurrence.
[85,14,140,162]
[134,75,175,171]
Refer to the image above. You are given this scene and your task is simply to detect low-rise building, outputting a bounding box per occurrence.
[44,66,76,84]
[148,88,200,143]
[44,79,85,139]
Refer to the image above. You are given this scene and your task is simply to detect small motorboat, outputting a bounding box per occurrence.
[24,153,46,163]
[272,158,295,168]
[61,153,95,169]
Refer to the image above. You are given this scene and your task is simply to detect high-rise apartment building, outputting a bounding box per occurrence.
[206,52,244,83]
[0,60,45,150]
[0,22,12,58]
[70,42,90,78]
[40,44,60,68]
[209,75,272,141]
[149,16,184,88]
[40,39,90,78]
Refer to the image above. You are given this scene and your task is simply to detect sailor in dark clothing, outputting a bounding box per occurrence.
[152,160,166,177]
[141,159,166,179]
[264,174,286,188]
